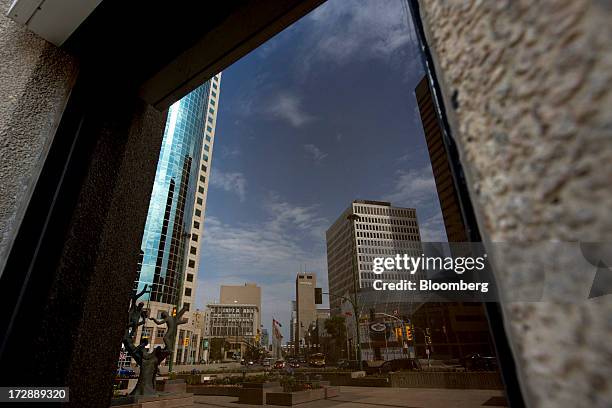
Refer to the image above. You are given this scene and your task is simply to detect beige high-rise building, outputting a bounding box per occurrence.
[295,273,317,350]
[326,200,422,314]
[220,283,262,329]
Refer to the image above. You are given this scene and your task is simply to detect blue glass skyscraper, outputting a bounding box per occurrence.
[136,80,213,306]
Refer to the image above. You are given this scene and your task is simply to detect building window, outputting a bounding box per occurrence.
[187,273,193,282]
[200,175,206,183]
[188,259,195,268]
[203,155,209,162]
[185,288,192,297]
[201,164,207,172]
[183,302,190,311]
[212,91,217,97]
[190,246,197,255]
[204,144,210,152]
[205,135,211,142]
[197,197,203,205]
[210,99,215,106]
[193,221,200,228]
[207,125,213,132]
[192,233,199,241]
[198,186,204,194]
[195,209,201,217]
[207,117,213,124]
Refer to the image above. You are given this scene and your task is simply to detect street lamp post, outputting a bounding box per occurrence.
[346,213,363,370]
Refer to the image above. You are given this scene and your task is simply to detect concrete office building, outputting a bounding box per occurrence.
[206,303,259,359]
[326,200,423,315]
[220,283,262,330]
[295,272,318,351]
[128,73,221,365]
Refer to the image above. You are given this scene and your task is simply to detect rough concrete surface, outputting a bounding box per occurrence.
[418,1,612,407]
[0,0,79,272]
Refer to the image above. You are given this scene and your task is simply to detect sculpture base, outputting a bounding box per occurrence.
[110,392,193,408]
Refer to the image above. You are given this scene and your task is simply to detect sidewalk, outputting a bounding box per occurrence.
[191,386,507,407]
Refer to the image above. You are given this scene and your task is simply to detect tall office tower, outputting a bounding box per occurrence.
[219,283,262,330]
[131,73,222,365]
[415,76,466,242]
[295,273,317,352]
[326,200,422,315]
[289,301,297,353]
[415,75,494,359]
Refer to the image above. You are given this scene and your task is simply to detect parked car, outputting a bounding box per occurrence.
[273,360,286,369]
[377,358,420,374]
[116,367,136,378]
[337,359,361,370]
[288,360,300,368]
[460,353,498,371]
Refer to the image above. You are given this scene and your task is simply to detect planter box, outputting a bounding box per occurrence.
[112,393,194,408]
[155,379,186,393]
[350,377,390,387]
[239,382,282,405]
[266,388,326,406]
[324,386,340,398]
[186,385,240,396]
[389,371,504,389]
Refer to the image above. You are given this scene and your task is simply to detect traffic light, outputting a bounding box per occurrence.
[405,324,413,341]
[184,337,189,346]
[394,327,403,339]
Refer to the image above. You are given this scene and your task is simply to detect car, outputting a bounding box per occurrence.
[377,359,420,374]
[337,359,361,370]
[460,353,497,371]
[247,360,254,366]
[116,367,136,378]
[262,359,272,367]
[309,353,326,368]
[273,360,286,369]
[288,361,300,368]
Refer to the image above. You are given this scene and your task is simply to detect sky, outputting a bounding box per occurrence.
[195,0,446,340]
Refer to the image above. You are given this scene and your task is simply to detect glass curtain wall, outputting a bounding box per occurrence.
[136,81,212,305]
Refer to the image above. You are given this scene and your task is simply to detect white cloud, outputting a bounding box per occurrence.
[298,0,417,73]
[210,169,247,201]
[383,165,438,207]
[418,212,448,242]
[265,92,314,128]
[303,144,328,163]
[264,196,330,240]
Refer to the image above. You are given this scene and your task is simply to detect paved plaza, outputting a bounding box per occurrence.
[191,386,507,408]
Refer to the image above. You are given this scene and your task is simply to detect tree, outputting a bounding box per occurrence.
[324,316,347,362]
[210,338,229,361]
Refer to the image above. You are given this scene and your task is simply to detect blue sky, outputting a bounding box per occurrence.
[195,0,446,340]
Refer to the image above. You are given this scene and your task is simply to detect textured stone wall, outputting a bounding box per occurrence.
[418,1,612,407]
[0,0,79,271]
